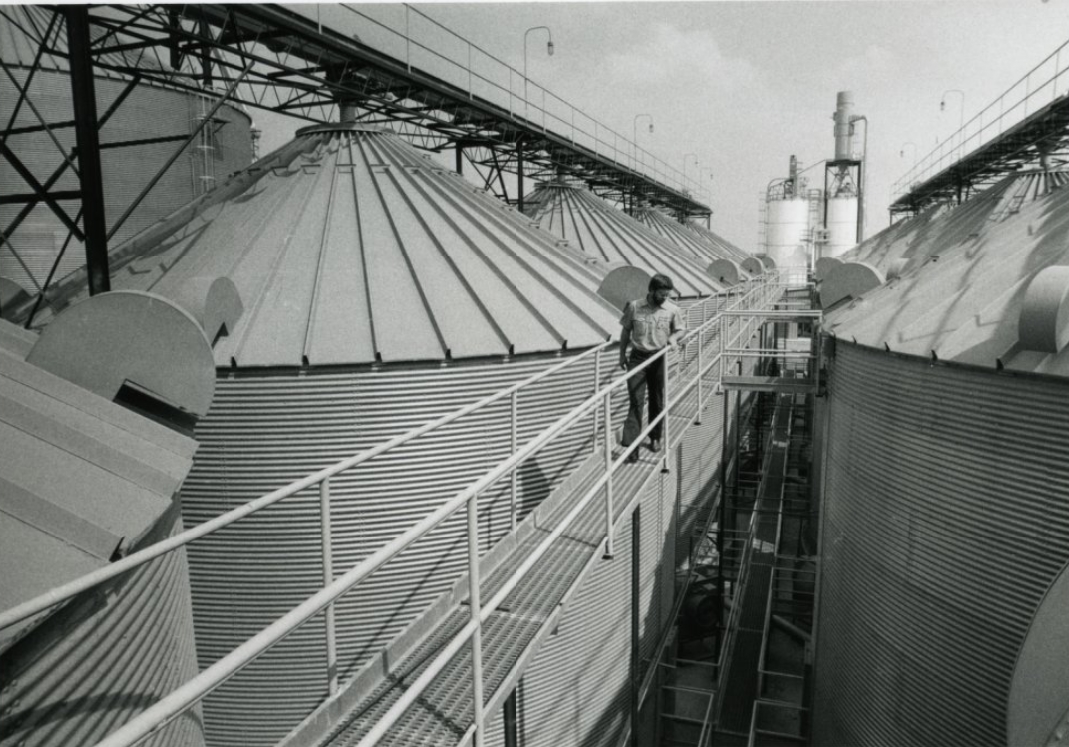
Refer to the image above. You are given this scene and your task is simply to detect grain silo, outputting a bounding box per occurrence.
[813,171,1069,746]
[522,178,727,315]
[0,5,253,294]
[633,204,750,266]
[24,122,624,746]
[0,291,217,747]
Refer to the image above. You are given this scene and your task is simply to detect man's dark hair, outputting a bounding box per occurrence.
[649,274,674,292]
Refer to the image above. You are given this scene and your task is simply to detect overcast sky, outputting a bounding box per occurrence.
[260,0,1069,249]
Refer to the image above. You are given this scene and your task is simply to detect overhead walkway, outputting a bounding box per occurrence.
[890,37,1069,216]
[0,276,825,747]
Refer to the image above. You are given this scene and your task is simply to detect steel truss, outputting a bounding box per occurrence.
[1,4,711,306]
[890,93,1069,218]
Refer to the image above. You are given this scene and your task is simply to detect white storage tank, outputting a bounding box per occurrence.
[765,197,810,269]
[28,123,622,746]
[824,196,859,258]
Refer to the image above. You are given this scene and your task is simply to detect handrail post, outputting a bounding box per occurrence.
[510,390,519,532]
[592,348,602,451]
[661,351,670,473]
[320,478,338,696]
[603,390,615,559]
[468,491,485,745]
[719,314,726,387]
[695,328,704,425]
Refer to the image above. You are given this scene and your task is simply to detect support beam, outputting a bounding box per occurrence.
[65,6,110,296]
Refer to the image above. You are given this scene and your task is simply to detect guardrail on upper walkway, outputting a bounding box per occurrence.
[1,276,791,747]
[300,3,706,201]
[891,37,1069,202]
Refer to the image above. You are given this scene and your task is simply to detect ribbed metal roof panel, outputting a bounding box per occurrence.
[635,206,750,265]
[813,343,1069,747]
[524,182,726,299]
[0,319,198,649]
[825,172,1069,377]
[686,220,751,261]
[38,126,617,366]
[840,171,1067,276]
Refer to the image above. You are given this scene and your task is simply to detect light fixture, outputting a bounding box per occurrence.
[547,40,554,56]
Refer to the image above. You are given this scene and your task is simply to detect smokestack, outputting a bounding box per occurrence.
[833,91,855,161]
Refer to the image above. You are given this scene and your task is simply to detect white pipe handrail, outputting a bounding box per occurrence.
[355,282,783,747]
[0,337,613,633]
[17,275,787,747]
[330,3,703,199]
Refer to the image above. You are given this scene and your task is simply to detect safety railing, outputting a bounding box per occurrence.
[299,3,704,200]
[892,36,1069,201]
[1,276,787,747]
[747,700,809,747]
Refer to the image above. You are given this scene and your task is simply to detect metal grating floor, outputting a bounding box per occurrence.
[313,334,737,747]
[716,397,793,735]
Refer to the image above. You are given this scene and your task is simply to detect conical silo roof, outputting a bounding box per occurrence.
[523,180,725,299]
[825,171,1069,377]
[33,124,619,366]
[686,220,751,261]
[635,206,749,264]
[841,170,1069,276]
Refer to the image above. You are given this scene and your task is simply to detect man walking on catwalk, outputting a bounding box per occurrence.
[618,273,685,463]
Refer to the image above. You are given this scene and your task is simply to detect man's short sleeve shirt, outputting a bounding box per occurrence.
[621,298,684,352]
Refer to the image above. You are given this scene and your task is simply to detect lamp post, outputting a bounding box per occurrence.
[940,89,965,158]
[633,114,653,169]
[523,26,554,119]
[684,153,698,192]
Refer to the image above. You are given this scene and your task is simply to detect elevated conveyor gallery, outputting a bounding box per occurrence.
[281,302,774,747]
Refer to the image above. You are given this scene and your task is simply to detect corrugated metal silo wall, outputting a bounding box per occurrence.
[0,504,204,747]
[183,352,614,746]
[496,388,734,747]
[0,69,251,291]
[813,343,1069,746]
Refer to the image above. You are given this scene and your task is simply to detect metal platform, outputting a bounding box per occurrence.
[281,336,732,747]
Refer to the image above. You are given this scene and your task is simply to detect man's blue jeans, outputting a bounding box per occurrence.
[622,349,666,447]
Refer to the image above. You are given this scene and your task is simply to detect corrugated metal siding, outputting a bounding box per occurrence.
[184,353,609,746]
[0,68,251,292]
[520,523,633,747]
[524,182,725,300]
[813,343,1069,747]
[0,506,204,747]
